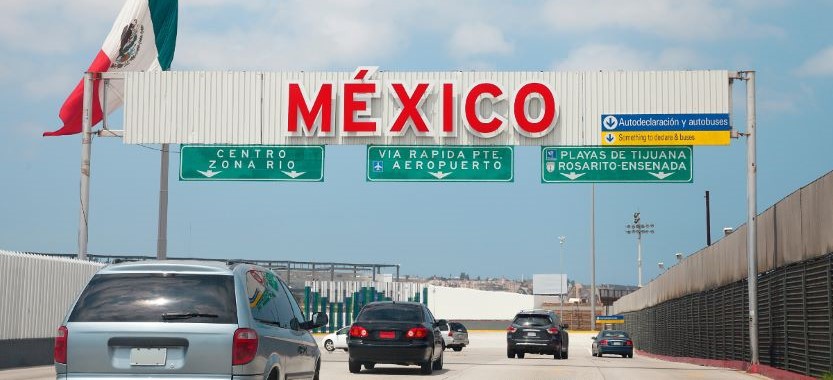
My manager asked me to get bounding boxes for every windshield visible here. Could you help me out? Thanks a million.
[69,273,237,323]
[601,331,630,338]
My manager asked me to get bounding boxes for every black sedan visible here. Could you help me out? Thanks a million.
[592,330,634,358]
[347,301,446,374]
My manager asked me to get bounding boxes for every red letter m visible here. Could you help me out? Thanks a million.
[287,83,333,135]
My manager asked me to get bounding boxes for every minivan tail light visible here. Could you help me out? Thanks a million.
[54,326,68,364]
[349,325,368,338]
[547,327,559,335]
[406,327,428,339]
[232,328,258,365]
[506,326,517,333]
[448,331,453,337]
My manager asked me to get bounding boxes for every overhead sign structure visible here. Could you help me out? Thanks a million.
[595,315,625,324]
[123,70,731,146]
[367,145,513,182]
[601,113,730,146]
[542,146,693,183]
[180,145,324,181]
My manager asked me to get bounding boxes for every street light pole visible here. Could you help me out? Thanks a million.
[625,212,654,287]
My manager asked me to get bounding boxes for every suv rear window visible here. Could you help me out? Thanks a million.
[68,273,237,323]
[513,314,552,327]
[356,304,423,322]
[449,322,467,332]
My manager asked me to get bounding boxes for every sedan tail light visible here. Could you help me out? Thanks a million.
[547,327,560,335]
[232,328,258,365]
[626,340,633,346]
[349,325,368,338]
[506,326,517,333]
[54,326,68,364]
[599,339,608,345]
[406,326,428,339]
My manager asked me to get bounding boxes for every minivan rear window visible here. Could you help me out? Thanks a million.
[356,304,423,322]
[68,273,237,323]
[449,322,467,332]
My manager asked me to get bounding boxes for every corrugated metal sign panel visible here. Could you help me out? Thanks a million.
[124,70,729,145]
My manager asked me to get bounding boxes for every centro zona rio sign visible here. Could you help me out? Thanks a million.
[123,69,731,146]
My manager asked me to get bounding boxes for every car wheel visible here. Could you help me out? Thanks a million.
[348,359,362,373]
[313,360,320,380]
[324,339,335,352]
[342,348,348,352]
[453,347,463,352]
[432,350,444,370]
[420,360,434,375]
[628,353,634,358]
[562,348,568,359]
[517,352,525,359]
[507,349,515,358]
[554,344,563,359]
[364,363,375,370]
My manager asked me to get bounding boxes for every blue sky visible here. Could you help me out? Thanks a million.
[1,0,832,286]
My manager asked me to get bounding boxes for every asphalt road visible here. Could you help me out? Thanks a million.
[0,332,764,380]
[318,331,765,380]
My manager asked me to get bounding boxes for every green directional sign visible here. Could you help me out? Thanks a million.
[180,145,324,181]
[541,146,693,183]
[367,145,513,182]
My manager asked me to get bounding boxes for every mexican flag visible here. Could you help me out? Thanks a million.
[44,0,177,136]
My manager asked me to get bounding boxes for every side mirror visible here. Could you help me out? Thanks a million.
[299,312,329,330]
[434,319,448,327]
[591,336,596,340]
[562,324,569,330]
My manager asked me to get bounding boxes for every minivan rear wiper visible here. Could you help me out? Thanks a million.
[162,312,219,320]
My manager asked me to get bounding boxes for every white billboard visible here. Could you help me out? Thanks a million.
[533,274,568,295]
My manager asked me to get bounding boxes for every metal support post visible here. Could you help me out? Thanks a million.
[590,184,596,331]
[559,236,566,317]
[637,234,643,287]
[744,70,759,365]
[77,72,94,260]
[156,144,170,260]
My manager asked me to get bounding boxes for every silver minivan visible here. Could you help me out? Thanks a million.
[55,260,327,380]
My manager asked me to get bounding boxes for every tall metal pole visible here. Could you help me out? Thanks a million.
[744,71,759,364]
[705,190,712,246]
[558,236,566,316]
[77,72,94,260]
[156,143,170,260]
[637,233,643,287]
[590,184,596,331]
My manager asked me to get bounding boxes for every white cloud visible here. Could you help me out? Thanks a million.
[553,44,705,71]
[796,46,833,76]
[540,0,782,41]
[448,22,513,59]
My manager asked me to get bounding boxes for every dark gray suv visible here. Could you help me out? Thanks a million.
[506,309,569,359]
[55,260,327,380]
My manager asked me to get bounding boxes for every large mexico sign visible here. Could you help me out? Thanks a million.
[123,69,731,146]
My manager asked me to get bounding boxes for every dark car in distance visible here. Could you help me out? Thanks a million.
[347,301,446,375]
[506,309,569,359]
[592,330,634,358]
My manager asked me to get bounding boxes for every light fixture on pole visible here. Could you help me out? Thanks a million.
[675,252,683,264]
[625,212,654,287]
[558,236,566,315]
[658,262,665,271]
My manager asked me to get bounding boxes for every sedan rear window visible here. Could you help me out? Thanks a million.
[68,273,237,323]
[356,305,423,322]
[513,314,552,327]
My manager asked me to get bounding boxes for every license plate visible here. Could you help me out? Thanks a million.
[130,348,166,366]
[379,331,395,339]
[527,332,537,337]
[610,341,622,346]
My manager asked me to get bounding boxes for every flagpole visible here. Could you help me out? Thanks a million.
[78,72,94,260]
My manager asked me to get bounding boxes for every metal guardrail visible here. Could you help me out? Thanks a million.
[620,252,832,377]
